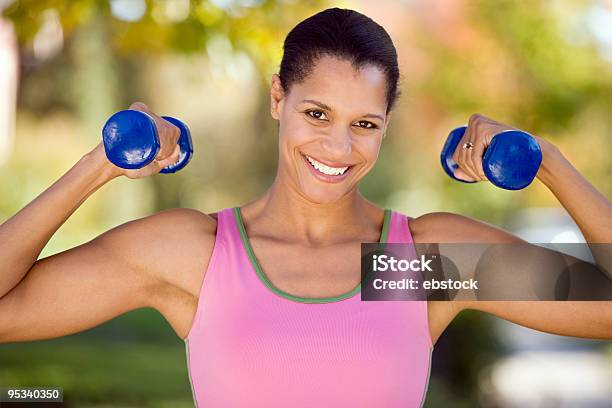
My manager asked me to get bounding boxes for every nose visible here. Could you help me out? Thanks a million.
[320,125,352,158]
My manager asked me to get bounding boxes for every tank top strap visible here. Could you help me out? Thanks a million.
[222,207,414,245]
[210,206,257,282]
[185,206,256,340]
[386,209,415,244]
[215,206,242,248]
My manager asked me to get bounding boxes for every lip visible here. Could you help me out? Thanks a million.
[301,152,353,183]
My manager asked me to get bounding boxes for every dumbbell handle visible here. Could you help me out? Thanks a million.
[440,125,542,190]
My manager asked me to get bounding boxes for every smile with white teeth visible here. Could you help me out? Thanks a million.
[305,155,349,176]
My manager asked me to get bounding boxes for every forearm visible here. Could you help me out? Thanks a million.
[535,137,612,243]
[0,143,119,298]
[464,300,612,340]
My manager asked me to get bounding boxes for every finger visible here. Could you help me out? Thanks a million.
[167,143,181,166]
[456,125,481,181]
[460,146,481,181]
[464,116,493,181]
[154,123,180,161]
[452,122,473,165]
[454,168,476,182]
[128,102,179,160]
[156,144,181,169]
[171,143,181,162]
[469,140,487,181]
[129,101,150,112]
[129,101,166,134]
[462,132,487,181]
[129,101,166,130]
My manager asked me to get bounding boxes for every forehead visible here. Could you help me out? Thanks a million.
[289,55,388,114]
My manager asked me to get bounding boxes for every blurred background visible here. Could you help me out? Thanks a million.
[1,0,611,406]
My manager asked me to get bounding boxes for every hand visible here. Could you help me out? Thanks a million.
[108,102,182,179]
[452,113,533,182]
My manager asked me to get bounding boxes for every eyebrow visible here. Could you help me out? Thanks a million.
[300,99,385,122]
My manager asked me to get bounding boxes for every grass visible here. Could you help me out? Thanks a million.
[0,309,194,407]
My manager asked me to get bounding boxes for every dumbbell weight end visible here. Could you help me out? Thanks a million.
[159,116,193,174]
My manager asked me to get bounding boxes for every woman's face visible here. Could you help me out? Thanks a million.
[270,55,391,205]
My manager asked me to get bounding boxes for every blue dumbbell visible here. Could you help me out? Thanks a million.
[102,109,194,173]
[440,125,542,190]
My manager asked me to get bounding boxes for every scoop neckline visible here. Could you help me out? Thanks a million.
[232,206,391,304]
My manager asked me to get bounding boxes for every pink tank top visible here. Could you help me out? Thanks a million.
[184,207,433,407]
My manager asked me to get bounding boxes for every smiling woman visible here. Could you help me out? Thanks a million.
[178,10,435,406]
[272,54,391,204]
[0,5,611,408]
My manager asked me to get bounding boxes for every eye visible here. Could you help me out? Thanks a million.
[355,120,378,129]
[305,110,328,121]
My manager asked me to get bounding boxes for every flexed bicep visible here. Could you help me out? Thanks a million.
[0,207,215,343]
[0,222,162,343]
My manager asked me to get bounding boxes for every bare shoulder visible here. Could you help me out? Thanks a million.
[103,207,219,339]
[101,207,217,239]
[0,208,218,343]
[409,211,524,243]
[100,207,218,297]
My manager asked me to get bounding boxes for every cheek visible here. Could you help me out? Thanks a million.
[355,136,383,162]
[279,117,319,147]
[279,114,383,162]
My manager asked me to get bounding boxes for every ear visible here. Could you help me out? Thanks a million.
[270,74,285,120]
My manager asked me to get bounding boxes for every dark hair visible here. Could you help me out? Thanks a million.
[279,7,401,114]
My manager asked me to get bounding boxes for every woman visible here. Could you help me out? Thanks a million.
[1,7,610,408]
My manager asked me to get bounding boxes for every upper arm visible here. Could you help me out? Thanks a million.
[410,212,526,343]
[410,212,612,340]
[0,208,216,343]
[409,211,526,244]
[459,300,612,339]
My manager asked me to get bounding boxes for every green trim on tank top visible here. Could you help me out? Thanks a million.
[183,339,200,408]
[233,206,391,304]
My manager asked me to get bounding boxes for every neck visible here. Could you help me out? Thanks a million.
[242,171,382,246]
